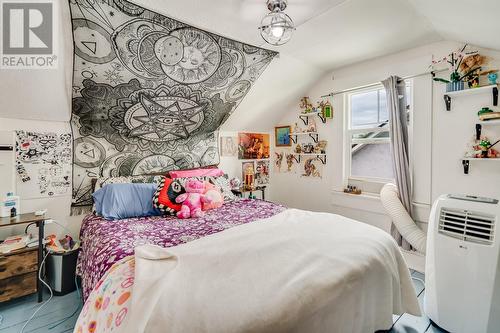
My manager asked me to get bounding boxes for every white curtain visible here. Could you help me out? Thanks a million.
[382,76,412,250]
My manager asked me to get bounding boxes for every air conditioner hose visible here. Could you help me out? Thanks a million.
[380,183,427,253]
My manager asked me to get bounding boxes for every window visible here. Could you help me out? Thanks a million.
[345,84,411,189]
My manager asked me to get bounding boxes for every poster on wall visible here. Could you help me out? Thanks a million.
[220,136,238,157]
[274,151,284,173]
[238,133,270,159]
[68,0,278,212]
[300,157,323,179]
[275,126,291,147]
[15,131,72,199]
[255,160,270,185]
[284,154,298,174]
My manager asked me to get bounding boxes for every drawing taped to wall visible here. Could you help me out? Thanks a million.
[220,136,238,157]
[69,0,278,211]
[301,157,323,179]
[15,131,72,199]
[274,151,284,173]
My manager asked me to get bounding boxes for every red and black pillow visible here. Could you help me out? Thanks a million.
[152,177,186,215]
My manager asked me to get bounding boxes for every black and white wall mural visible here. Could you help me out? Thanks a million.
[69,0,278,211]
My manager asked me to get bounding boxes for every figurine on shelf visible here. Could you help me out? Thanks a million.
[479,139,500,158]
[314,102,323,114]
[480,70,498,85]
[314,140,327,154]
[307,117,317,133]
[295,144,302,154]
[303,143,314,154]
[293,122,302,133]
[299,97,313,114]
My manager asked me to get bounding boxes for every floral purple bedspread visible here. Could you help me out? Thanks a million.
[77,199,286,300]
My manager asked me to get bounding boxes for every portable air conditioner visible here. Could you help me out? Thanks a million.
[425,194,500,333]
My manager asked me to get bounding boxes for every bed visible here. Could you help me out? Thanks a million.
[75,200,420,333]
[76,198,285,300]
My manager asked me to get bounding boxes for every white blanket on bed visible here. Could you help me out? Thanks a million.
[125,209,420,333]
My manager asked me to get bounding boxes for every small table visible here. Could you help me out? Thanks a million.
[232,186,267,200]
[0,213,47,303]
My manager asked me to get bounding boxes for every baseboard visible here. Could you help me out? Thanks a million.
[401,248,425,273]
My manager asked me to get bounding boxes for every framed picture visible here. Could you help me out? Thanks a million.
[275,126,291,147]
[255,160,270,185]
[242,161,255,188]
[238,133,270,159]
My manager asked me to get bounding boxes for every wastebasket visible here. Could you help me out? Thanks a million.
[46,248,79,296]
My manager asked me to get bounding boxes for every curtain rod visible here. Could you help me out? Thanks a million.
[320,68,447,98]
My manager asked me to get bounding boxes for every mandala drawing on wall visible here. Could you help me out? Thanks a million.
[69,0,277,209]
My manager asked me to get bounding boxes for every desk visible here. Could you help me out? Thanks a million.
[0,213,47,303]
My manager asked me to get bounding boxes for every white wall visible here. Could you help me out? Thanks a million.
[270,41,500,235]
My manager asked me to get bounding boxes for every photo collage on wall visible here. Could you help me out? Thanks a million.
[15,131,72,198]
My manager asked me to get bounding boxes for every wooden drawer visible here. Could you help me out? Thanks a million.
[0,248,38,279]
[0,272,37,302]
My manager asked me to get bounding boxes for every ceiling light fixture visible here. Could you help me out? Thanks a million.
[258,0,295,46]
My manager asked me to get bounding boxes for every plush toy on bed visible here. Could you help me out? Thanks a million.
[175,179,212,219]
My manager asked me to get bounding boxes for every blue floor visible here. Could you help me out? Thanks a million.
[0,290,81,333]
[0,270,444,333]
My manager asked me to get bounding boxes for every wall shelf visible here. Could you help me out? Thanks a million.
[444,84,498,111]
[461,158,500,174]
[475,119,500,139]
[299,111,326,125]
[289,132,319,143]
[290,153,327,164]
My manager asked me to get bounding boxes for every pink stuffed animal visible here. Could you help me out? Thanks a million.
[175,179,212,219]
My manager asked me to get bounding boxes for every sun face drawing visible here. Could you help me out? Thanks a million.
[156,28,222,84]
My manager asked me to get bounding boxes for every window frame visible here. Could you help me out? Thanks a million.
[343,82,412,192]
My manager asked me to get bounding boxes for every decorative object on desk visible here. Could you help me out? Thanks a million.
[1,192,20,218]
[430,44,484,92]
[242,161,255,189]
[229,177,242,191]
[255,160,270,185]
[275,126,292,147]
[220,136,238,157]
[301,157,322,178]
[299,97,313,114]
[274,151,284,173]
[294,143,302,154]
[15,131,72,199]
[322,100,334,119]
[238,133,270,159]
[306,116,317,133]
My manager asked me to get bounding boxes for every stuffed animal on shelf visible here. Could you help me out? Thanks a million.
[175,179,212,219]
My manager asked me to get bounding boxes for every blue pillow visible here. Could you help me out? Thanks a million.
[93,183,162,220]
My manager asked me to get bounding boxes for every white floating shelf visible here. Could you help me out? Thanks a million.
[478,119,500,126]
[291,132,318,135]
[461,157,500,174]
[292,153,326,156]
[299,112,321,117]
[446,84,498,97]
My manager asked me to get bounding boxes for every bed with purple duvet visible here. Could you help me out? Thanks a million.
[76,198,286,300]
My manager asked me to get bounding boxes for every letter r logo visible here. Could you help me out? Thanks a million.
[2,2,53,54]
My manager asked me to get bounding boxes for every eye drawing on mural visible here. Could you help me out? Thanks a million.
[69,0,277,211]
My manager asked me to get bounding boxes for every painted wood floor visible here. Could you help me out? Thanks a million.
[0,270,445,333]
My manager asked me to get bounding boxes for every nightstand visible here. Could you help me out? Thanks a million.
[0,213,48,303]
[231,186,267,200]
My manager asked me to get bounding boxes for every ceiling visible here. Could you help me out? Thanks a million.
[2,0,500,125]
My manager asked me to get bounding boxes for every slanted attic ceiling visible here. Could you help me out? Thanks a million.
[1,0,499,128]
